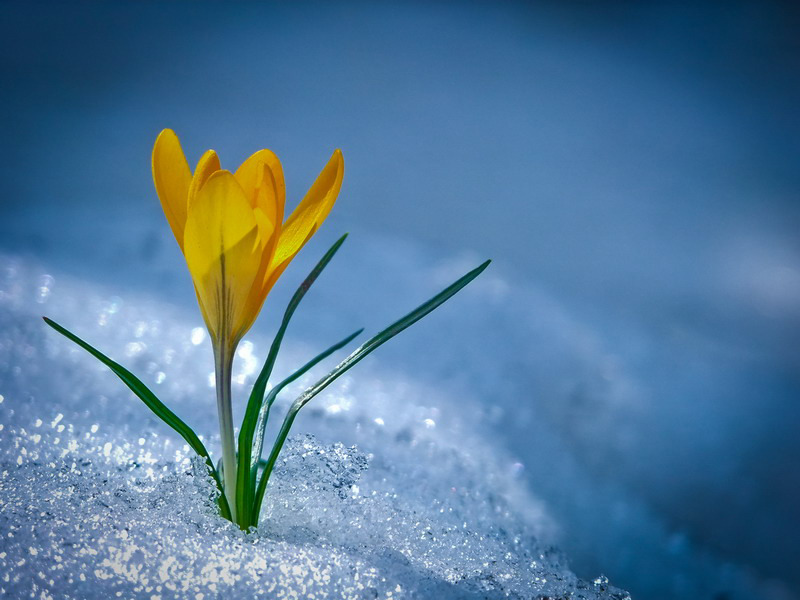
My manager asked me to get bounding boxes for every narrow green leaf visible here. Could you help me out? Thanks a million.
[42,316,231,521]
[248,328,363,511]
[251,259,491,524]
[235,233,349,526]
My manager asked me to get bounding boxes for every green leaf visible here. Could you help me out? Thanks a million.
[250,259,491,524]
[235,233,349,527]
[249,327,363,504]
[42,316,231,521]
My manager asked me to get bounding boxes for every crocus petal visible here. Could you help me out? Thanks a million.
[241,163,282,330]
[235,149,285,229]
[152,129,192,250]
[269,149,344,272]
[183,170,266,345]
[188,149,221,210]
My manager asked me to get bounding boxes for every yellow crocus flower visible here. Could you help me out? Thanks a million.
[151,129,343,517]
[152,128,343,349]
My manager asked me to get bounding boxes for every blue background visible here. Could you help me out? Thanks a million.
[2,1,799,596]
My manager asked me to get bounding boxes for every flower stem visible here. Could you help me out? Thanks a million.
[214,343,237,523]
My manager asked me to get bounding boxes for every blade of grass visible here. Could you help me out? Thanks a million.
[42,316,231,521]
[251,259,491,524]
[235,233,349,526]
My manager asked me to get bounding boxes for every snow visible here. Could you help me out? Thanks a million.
[0,247,793,599]
[0,253,635,599]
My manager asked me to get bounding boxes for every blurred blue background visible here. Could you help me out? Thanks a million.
[2,1,799,597]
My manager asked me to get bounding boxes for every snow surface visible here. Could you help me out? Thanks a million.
[0,253,630,599]
[0,247,792,599]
